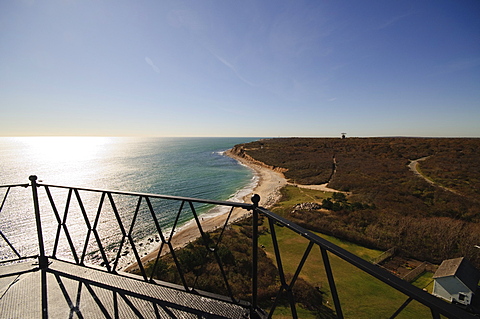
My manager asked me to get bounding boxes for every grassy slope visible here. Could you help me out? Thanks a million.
[259,185,434,318]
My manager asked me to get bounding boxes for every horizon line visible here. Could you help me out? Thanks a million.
[1,135,479,139]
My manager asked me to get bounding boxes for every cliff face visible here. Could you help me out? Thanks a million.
[227,146,288,174]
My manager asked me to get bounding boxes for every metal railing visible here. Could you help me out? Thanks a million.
[0,176,475,318]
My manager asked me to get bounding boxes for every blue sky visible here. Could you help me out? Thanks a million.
[1,1,479,137]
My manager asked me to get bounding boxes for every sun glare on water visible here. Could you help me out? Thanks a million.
[21,136,112,163]
[11,136,116,186]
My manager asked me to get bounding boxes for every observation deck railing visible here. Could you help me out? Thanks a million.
[0,176,475,318]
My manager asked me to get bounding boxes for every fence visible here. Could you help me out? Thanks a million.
[402,261,429,283]
[371,247,396,265]
[0,176,475,319]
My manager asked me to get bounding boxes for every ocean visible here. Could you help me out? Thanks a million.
[0,137,259,267]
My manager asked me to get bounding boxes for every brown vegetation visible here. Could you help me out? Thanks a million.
[232,137,480,267]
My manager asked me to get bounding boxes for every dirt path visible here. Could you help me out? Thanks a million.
[287,182,346,193]
[294,185,320,202]
[287,155,347,194]
[408,157,459,195]
[408,156,430,181]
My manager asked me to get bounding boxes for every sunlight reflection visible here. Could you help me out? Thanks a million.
[18,136,113,163]
[8,136,117,186]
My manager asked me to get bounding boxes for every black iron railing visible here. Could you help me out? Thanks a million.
[0,176,475,318]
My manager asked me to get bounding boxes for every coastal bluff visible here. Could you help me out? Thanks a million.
[228,137,480,268]
[227,145,288,174]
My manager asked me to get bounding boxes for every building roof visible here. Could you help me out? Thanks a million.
[433,257,480,292]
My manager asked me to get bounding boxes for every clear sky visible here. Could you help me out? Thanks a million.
[1,1,479,137]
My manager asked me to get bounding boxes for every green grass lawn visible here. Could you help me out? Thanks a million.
[258,185,435,318]
[412,271,435,292]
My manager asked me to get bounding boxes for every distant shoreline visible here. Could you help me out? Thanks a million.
[123,148,287,272]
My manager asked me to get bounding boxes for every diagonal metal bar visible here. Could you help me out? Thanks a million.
[148,241,166,281]
[213,206,235,250]
[268,218,287,286]
[83,282,113,319]
[267,284,286,319]
[290,241,314,287]
[200,205,238,300]
[53,273,85,319]
[107,192,129,274]
[292,241,313,282]
[266,217,314,319]
[160,199,198,291]
[168,199,185,242]
[0,230,21,259]
[117,291,145,319]
[188,202,216,285]
[287,292,298,319]
[73,275,84,319]
[44,185,67,260]
[189,205,240,301]
[56,188,80,264]
[144,196,174,283]
[153,301,177,318]
[188,201,235,301]
[90,192,112,272]
[320,246,344,319]
[265,217,288,317]
[73,189,94,265]
[0,186,10,212]
[389,296,413,319]
[0,187,21,258]
[285,241,314,319]
[160,200,191,291]
[124,196,147,279]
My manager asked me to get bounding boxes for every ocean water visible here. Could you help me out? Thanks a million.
[0,137,258,266]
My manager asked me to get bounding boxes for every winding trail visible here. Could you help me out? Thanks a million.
[285,155,347,194]
[287,182,346,193]
[408,157,431,182]
[408,156,460,195]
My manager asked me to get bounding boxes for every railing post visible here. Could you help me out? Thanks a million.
[251,194,260,317]
[30,175,48,319]
[30,175,48,268]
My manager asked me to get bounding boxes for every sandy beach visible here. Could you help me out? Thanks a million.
[124,149,287,272]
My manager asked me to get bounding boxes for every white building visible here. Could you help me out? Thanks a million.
[432,257,479,306]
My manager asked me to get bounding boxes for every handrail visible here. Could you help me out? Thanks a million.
[0,183,30,188]
[0,176,476,318]
[254,206,475,319]
[38,182,254,210]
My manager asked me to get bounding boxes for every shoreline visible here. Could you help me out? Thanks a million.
[123,148,287,272]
